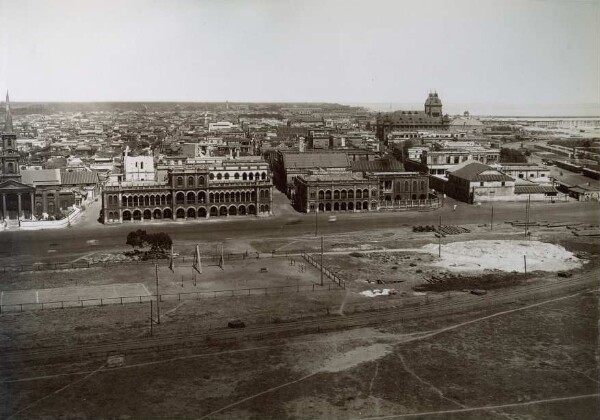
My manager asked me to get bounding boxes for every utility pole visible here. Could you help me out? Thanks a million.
[490,205,494,231]
[438,233,441,258]
[320,236,324,286]
[150,300,153,336]
[315,196,318,237]
[155,264,160,324]
[524,255,527,274]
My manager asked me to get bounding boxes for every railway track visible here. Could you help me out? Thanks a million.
[3,272,598,364]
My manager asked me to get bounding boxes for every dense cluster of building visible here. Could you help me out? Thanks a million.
[1,90,597,228]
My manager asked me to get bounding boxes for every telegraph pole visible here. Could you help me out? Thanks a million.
[150,300,153,336]
[155,264,160,324]
[490,205,494,231]
[315,196,318,237]
[320,236,324,286]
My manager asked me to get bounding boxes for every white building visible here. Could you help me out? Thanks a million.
[123,147,155,181]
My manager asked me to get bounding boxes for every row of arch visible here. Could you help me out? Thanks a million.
[109,204,270,222]
[108,189,271,208]
[175,171,269,187]
[312,201,375,212]
[315,189,376,200]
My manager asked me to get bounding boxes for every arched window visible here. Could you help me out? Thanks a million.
[188,176,194,187]
[261,172,267,180]
[198,176,205,185]
[249,173,254,181]
[318,190,324,200]
[242,173,247,181]
[224,173,230,180]
[209,173,215,180]
[217,173,222,180]
[405,181,409,190]
[177,176,183,187]
[234,173,240,180]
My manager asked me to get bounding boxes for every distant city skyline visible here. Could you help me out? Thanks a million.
[1,0,599,109]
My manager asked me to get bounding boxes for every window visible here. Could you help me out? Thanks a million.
[177,176,183,187]
[188,176,194,186]
[224,173,230,180]
[141,162,144,170]
[217,173,222,180]
[234,173,240,179]
[501,181,505,186]
[480,182,484,186]
[384,180,392,189]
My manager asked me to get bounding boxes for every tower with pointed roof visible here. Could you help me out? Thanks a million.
[1,91,21,181]
[424,91,443,117]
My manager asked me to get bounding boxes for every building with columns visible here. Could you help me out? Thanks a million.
[0,92,36,222]
[102,157,274,223]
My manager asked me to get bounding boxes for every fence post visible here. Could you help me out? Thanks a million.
[20,304,23,312]
[61,301,64,309]
[120,297,123,305]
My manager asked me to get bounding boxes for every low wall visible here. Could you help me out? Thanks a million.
[19,207,83,230]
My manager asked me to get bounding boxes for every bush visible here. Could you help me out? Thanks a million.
[349,252,363,258]
[126,230,172,255]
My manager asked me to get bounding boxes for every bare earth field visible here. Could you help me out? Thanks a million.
[1,290,597,419]
[0,222,598,419]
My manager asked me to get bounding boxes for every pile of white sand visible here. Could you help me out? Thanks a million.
[421,240,582,273]
[360,289,393,297]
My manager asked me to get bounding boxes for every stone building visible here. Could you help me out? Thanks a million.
[102,158,273,223]
[375,92,450,141]
[293,170,434,213]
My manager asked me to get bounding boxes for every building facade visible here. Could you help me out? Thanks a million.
[102,159,274,223]
[293,171,434,213]
[375,93,450,141]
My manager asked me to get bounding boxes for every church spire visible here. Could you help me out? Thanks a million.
[4,91,13,134]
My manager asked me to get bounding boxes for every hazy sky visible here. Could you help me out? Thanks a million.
[1,0,599,108]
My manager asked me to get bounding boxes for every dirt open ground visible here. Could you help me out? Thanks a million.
[0,222,598,418]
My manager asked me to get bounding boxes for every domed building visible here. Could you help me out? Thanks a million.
[375,92,450,141]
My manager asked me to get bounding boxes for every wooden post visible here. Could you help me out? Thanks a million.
[524,255,527,274]
[155,264,161,324]
[320,236,324,287]
[490,205,494,231]
[150,300,153,337]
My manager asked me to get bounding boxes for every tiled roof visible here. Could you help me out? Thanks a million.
[60,170,100,185]
[21,169,61,186]
[450,162,513,182]
[282,152,350,170]
[351,159,404,173]
[514,185,558,194]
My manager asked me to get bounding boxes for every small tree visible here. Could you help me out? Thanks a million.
[145,232,172,254]
[126,229,147,249]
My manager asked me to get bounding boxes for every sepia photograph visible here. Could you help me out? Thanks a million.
[0,0,599,418]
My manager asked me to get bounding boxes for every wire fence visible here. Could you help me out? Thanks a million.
[0,282,341,314]
[0,250,310,273]
[300,250,346,289]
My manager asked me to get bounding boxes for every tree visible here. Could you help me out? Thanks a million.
[126,230,172,255]
[145,232,172,254]
[126,229,147,249]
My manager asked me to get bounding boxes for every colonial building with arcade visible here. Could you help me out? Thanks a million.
[102,157,274,223]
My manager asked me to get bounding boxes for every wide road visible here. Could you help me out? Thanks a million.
[0,195,598,263]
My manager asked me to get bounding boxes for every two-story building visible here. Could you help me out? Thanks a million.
[102,158,273,223]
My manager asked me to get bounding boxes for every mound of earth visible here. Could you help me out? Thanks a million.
[421,240,582,273]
